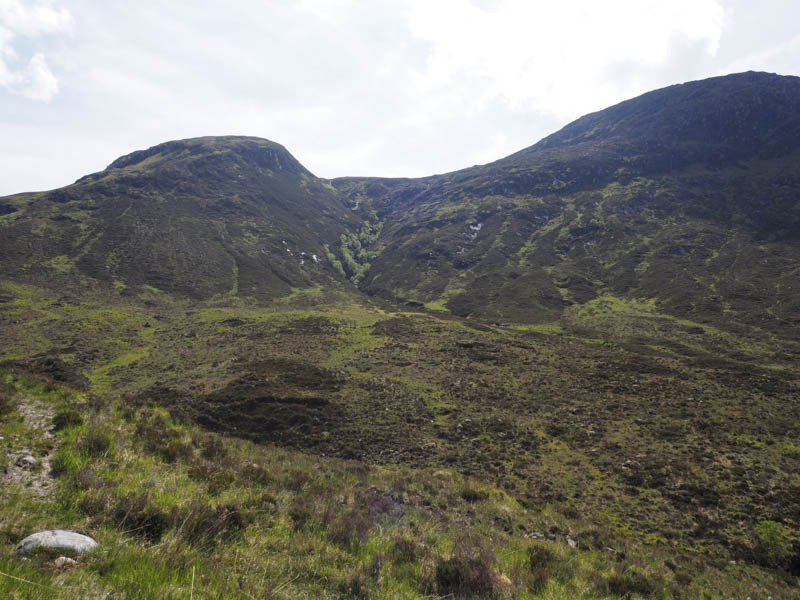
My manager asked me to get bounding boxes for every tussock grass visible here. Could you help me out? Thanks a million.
[0,371,796,599]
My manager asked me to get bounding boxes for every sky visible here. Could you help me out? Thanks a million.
[1,0,798,195]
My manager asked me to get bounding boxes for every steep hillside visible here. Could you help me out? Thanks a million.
[0,136,358,301]
[334,72,800,331]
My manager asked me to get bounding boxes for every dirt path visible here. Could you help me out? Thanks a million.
[1,397,56,496]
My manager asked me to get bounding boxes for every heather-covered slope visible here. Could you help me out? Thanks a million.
[334,72,800,330]
[0,136,358,301]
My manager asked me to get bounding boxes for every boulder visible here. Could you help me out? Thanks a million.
[13,530,98,556]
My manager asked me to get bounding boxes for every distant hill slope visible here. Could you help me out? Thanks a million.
[1,73,799,333]
[0,136,358,300]
[334,72,800,331]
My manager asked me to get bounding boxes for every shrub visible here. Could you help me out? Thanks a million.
[82,426,113,457]
[49,450,77,477]
[288,496,314,529]
[136,418,167,447]
[162,439,193,463]
[135,411,191,462]
[52,407,84,431]
[112,493,171,543]
[187,461,236,492]
[239,462,274,485]
[85,394,110,413]
[327,508,372,551]
[0,396,11,419]
[75,466,103,489]
[389,536,420,564]
[527,542,558,592]
[435,535,496,597]
[338,571,370,599]
[0,381,16,418]
[284,468,312,492]
[460,487,486,503]
[243,491,278,516]
[754,520,791,569]
[197,434,228,460]
[368,552,385,578]
[575,527,617,551]
[178,501,247,547]
[78,489,110,517]
[594,566,664,599]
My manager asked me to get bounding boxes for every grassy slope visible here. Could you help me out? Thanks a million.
[0,371,793,600]
[0,137,360,301]
[333,73,800,328]
[335,152,800,331]
[0,281,798,598]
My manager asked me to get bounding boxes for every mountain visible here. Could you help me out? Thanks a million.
[0,136,359,300]
[2,72,799,333]
[334,71,800,329]
[1,72,800,598]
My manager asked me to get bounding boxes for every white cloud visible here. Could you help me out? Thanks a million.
[0,25,15,84]
[19,52,57,100]
[402,0,726,120]
[0,0,70,102]
[0,0,72,35]
[0,121,120,192]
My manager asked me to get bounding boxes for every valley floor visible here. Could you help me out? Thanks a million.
[1,281,798,598]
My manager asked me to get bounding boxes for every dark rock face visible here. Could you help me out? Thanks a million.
[16,455,37,469]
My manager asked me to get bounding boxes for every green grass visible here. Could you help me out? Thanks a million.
[4,370,794,599]
[0,283,799,598]
[88,345,152,393]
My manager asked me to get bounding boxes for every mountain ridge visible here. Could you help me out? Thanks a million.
[330,71,800,327]
[1,70,799,327]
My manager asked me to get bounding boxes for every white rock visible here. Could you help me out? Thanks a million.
[54,556,78,568]
[14,530,98,556]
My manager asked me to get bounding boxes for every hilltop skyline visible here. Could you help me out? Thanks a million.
[1,0,799,196]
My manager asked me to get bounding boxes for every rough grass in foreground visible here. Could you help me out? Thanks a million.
[0,371,797,599]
